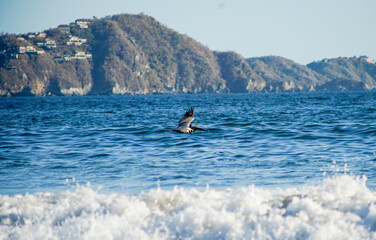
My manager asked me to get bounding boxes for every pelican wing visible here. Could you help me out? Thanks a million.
[178,107,194,128]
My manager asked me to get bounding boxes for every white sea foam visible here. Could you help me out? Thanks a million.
[1,175,376,240]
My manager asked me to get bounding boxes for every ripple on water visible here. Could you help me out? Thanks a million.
[0,92,376,195]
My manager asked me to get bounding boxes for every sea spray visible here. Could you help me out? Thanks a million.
[1,175,376,240]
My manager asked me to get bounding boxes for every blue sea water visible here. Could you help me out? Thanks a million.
[1,92,376,239]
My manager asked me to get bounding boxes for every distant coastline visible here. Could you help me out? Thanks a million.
[1,13,375,97]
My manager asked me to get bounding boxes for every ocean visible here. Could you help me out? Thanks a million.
[1,92,376,239]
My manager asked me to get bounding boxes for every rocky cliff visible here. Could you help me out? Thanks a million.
[308,57,376,91]
[246,56,327,92]
[0,13,375,96]
[215,51,265,93]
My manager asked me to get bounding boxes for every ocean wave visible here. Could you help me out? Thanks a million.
[1,175,376,240]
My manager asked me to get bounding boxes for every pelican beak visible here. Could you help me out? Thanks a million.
[193,125,209,132]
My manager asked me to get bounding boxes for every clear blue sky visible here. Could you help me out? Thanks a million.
[1,0,375,64]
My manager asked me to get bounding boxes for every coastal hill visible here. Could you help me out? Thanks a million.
[246,56,327,92]
[308,57,376,91]
[0,13,375,96]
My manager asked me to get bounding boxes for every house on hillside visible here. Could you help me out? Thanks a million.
[66,36,87,46]
[58,25,70,34]
[73,51,87,59]
[36,32,47,38]
[17,46,37,54]
[18,47,26,54]
[45,39,57,49]
[72,51,92,60]
[359,56,374,64]
[26,46,37,54]
[75,19,91,28]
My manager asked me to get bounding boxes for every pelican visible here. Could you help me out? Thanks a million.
[173,107,209,133]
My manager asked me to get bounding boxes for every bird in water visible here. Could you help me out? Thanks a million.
[173,107,209,133]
